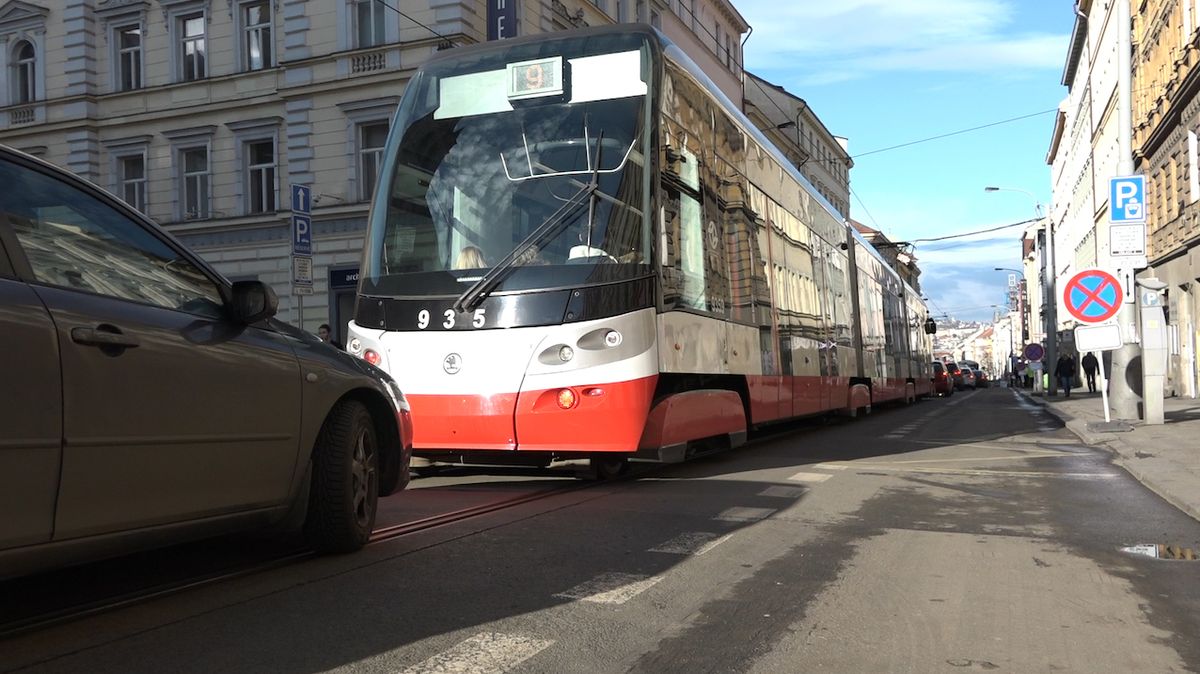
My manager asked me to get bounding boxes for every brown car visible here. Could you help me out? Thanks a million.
[0,147,412,579]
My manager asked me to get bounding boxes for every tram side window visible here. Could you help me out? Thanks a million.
[661,184,727,315]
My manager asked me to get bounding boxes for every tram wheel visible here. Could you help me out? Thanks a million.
[586,455,630,481]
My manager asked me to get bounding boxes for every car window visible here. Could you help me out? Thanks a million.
[0,159,224,317]
[932,363,944,373]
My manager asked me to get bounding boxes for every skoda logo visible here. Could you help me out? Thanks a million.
[443,353,462,374]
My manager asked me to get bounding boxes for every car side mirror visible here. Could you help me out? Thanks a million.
[924,318,937,335]
[230,280,278,324]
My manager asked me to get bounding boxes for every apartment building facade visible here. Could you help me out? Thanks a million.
[1131,0,1200,398]
[0,0,749,342]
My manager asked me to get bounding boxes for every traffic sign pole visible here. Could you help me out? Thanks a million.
[1098,352,1111,423]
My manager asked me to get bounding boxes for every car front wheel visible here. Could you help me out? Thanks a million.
[305,400,378,553]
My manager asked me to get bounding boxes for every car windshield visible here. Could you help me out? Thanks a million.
[360,34,654,298]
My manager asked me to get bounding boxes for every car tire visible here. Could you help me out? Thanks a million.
[305,400,378,553]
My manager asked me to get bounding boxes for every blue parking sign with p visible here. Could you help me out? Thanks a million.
[1109,175,1146,223]
[292,214,311,255]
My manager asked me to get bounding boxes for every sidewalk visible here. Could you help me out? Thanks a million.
[1012,385,1200,523]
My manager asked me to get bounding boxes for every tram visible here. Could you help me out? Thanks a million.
[348,24,934,475]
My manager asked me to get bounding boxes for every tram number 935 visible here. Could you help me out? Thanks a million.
[416,308,486,330]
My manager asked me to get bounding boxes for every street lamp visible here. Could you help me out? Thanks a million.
[987,186,1057,396]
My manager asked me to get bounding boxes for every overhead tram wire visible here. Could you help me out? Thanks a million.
[910,217,1040,244]
[372,0,458,48]
[850,109,1057,160]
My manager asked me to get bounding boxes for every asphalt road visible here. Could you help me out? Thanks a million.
[4,387,1199,673]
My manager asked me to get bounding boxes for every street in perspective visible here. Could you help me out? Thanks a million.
[2,1,1200,672]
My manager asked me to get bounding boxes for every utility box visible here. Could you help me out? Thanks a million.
[1140,297,1168,377]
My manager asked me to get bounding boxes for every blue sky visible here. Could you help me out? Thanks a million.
[735,0,1075,322]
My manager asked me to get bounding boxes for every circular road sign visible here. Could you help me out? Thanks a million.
[1063,268,1122,324]
[1023,343,1044,362]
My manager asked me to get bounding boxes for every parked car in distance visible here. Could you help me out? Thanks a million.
[932,361,954,397]
[958,366,977,390]
[0,146,413,580]
[972,368,989,388]
[944,361,964,389]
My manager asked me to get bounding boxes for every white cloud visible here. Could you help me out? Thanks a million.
[738,0,1065,84]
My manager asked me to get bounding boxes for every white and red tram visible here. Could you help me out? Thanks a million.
[347,25,934,474]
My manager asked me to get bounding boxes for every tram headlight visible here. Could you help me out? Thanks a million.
[348,337,362,355]
[603,330,622,347]
[558,345,575,362]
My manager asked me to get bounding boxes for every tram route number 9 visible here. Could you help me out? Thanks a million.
[416,308,486,330]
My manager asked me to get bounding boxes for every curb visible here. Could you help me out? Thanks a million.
[1016,390,1200,524]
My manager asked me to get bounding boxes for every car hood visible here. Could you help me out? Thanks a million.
[267,318,397,385]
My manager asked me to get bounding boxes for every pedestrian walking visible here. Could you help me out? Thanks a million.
[1081,352,1099,393]
[1054,353,1076,397]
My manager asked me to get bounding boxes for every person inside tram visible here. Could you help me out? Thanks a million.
[514,244,551,266]
[453,245,487,270]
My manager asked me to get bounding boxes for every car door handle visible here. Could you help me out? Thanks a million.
[71,326,140,349]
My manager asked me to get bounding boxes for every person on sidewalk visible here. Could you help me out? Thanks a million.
[1081,352,1099,393]
[1055,353,1076,397]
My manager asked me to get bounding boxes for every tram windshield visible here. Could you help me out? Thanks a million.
[361,33,654,298]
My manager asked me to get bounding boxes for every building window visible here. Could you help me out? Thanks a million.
[358,122,389,201]
[716,24,724,63]
[180,146,210,220]
[245,139,276,213]
[242,1,272,71]
[1186,0,1195,44]
[179,13,206,81]
[118,153,147,213]
[12,40,35,103]
[1189,129,1199,204]
[355,0,385,47]
[115,24,142,91]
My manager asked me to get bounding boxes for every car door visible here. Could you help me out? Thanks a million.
[0,232,61,551]
[0,154,303,540]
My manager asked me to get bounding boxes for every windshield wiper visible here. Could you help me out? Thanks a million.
[452,132,605,314]
[451,181,595,314]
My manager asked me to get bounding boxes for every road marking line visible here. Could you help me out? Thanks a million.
[650,532,733,556]
[759,485,807,498]
[881,453,1077,464]
[714,506,777,522]
[903,439,1072,451]
[813,463,848,470]
[788,471,833,483]
[882,434,904,439]
[400,633,553,674]
[554,573,664,604]
[847,464,1118,479]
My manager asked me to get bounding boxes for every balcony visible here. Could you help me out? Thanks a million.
[351,50,387,74]
[7,105,35,126]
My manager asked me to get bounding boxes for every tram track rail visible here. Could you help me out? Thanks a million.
[0,481,597,641]
[0,409,884,641]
